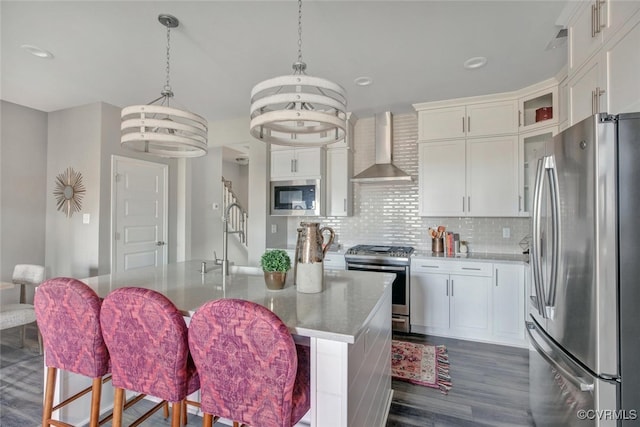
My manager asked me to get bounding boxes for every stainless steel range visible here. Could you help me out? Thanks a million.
[344,245,414,333]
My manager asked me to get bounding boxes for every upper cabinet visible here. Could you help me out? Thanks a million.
[416,99,518,141]
[418,135,519,217]
[270,147,325,180]
[517,82,558,132]
[568,0,640,74]
[326,114,355,217]
[567,5,640,125]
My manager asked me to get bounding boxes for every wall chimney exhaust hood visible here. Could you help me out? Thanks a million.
[351,112,412,183]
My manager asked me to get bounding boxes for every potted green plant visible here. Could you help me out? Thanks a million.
[260,249,291,290]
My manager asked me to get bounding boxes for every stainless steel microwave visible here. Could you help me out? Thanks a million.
[271,179,323,216]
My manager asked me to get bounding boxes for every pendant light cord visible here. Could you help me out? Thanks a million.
[297,0,303,64]
[162,24,174,101]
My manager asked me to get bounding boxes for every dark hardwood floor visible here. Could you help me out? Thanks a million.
[388,333,533,427]
[1,326,532,426]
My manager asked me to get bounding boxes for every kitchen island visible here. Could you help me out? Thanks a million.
[49,261,394,427]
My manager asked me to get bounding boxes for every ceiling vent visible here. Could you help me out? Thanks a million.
[546,28,568,51]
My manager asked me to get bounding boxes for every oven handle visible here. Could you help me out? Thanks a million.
[346,263,406,272]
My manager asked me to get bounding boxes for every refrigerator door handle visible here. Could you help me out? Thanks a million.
[526,321,595,393]
[531,158,547,318]
[544,155,561,318]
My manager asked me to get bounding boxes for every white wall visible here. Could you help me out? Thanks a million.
[0,101,48,303]
[45,104,103,277]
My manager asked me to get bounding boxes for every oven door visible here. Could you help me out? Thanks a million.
[345,261,409,316]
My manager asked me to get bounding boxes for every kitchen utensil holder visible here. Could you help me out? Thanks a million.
[432,238,444,253]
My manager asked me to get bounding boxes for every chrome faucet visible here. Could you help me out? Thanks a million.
[222,202,245,276]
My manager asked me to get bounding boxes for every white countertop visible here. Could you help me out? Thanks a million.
[412,251,529,264]
[82,261,393,344]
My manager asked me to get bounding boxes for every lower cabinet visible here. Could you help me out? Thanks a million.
[411,272,450,331]
[411,258,526,347]
[449,274,491,339]
[492,263,526,343]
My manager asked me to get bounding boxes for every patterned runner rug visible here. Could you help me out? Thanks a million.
[391,340,452,394]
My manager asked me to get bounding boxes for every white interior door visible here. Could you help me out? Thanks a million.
[112,156,168,272]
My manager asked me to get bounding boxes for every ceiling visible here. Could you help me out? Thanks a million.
[1,1,569,138]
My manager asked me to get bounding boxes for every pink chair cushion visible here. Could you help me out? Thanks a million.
[100,287,199,403]
[34,277,109,378]
[188,298,310,427]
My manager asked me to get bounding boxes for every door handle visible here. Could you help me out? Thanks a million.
[446,279,449,296]
[531,157,547,317]
[156,241,166,246]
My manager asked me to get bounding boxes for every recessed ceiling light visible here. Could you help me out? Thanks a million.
[354,76,373,86]
[463,56,487,70]
[21,44,54,59]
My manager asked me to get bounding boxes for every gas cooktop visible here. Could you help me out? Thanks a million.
[345,245,415,259]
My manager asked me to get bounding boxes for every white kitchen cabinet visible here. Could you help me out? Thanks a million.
[416,99,518,141]
[518,126,557,216]
[604,13,640,115]
[466,136,519,216]
[411,259,492,339]
[418,136,519,217]
[411,271,450,332]
[492,263,526,344]
[558,75,569,131]
[418,140,466,216]
[568,0,640,74]
[568,52,606,125]
[411,258,527,347]
[270,147,325,180]
[449,273,491,340]
[326,149,352,217]
[517,83,558,132]
[567,5,640,125]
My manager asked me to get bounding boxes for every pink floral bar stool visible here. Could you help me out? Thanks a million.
[34,277,110,427]
[100,287,200,427]
[188,298,311,427]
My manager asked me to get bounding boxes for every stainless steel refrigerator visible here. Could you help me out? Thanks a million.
[528,112,640,426]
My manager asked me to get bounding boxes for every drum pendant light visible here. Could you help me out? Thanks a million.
[249,0,347,147]
[121,14,208,158]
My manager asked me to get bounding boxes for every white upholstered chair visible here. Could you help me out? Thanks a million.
[0,264,45,351]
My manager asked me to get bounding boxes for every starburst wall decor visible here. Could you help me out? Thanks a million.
[53,167,85,218]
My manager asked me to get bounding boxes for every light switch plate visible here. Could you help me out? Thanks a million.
[83,213,90,224]
[502,227,510,238]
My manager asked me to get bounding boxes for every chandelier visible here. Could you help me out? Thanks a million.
[249,0,347,147]
[121,14,208,158]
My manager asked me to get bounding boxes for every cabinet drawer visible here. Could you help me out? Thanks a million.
[450,262,493,276]
[411,259,493,276]
[411,259,449,273]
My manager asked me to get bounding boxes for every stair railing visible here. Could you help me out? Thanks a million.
[221,177,248,247]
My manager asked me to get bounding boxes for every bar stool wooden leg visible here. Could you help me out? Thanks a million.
[112,388,125,427]
[42,367,57,426]
[89,378,102,427]
[171,401,181,427]
[202,413,214,427]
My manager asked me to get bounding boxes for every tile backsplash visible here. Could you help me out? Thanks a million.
[287,113,531,255]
